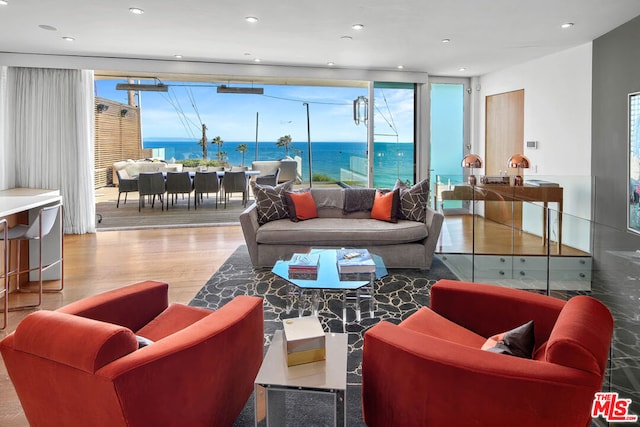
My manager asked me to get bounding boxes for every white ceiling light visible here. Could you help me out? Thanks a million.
[397,65,404,69]
[245,16,258,23]
[327,62,335,66]
[39,24,57,31]
[441,38,451,43]
[352,24,364,30]
[561,22,574,29]
[253,58,261,62]
[62,36,75,42]
[341,35,353,40]
[458,67,467,71]
[0,1,8,6]
[174,54,183,59]
[129,7,144,15]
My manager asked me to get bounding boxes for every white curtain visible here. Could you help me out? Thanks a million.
[0,66,15,190]
[8,67,96,233]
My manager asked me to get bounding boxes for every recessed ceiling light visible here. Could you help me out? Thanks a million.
[62,36,75,42]
[341,35,353,40]
[458,67,466,72]
[174,54,183,59]
[561,22,574,29]
[327,62,335,66]
[441,38,451,43]
[129,7,144,15]
[245,16,258,23]
[352,24,364,30]
[397,65,404,69]
[254,58,261,63]
[39,24,57,31]
[0,1,8,6]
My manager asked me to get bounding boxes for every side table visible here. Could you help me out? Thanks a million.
[254,330,348,426]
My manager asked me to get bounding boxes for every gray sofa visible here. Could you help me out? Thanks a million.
[239,187,444,269]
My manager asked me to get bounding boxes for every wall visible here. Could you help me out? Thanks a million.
[474,43,593,251]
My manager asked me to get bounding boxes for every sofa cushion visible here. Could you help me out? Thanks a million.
[481,320,535,359]
[285,190,318,221]
[250,180,294,225]
[256,217,428,245]
[371,189,399,223]
[394,178,430,222]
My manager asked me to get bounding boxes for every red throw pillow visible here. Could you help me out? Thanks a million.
[370,189,399,223]
[285,190,318,221]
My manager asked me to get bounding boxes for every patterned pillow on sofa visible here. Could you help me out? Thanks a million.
[393,178,430,222]
[250,180,294,224]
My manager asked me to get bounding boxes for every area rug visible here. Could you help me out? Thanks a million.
[189,245,458,426]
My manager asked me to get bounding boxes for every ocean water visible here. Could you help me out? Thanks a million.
[144,139,414,188]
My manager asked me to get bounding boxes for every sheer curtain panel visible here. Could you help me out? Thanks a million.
[0,66,14,190]
[8,67,95,233]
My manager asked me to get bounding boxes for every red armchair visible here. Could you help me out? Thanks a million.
[0,281,264,427]
[362,279,613,427]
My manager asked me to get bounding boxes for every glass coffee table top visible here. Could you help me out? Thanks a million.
[271,249,388,322]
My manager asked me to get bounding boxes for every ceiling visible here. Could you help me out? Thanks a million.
[1,0,639,79]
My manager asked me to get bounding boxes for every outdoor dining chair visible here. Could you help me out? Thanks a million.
[166,171,194,210]
[222,171,249,208]
[138,172,165,212]
[194,171,220,209]
[115,169,138,208]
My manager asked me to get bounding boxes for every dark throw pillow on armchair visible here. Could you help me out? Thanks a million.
[481,320,535,359]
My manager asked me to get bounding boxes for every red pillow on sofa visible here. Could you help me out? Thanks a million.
[371,189,399,223]
[285,190,318,222]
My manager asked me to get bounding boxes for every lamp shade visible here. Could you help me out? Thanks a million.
[507,154,530,169]
[461,154,483,169]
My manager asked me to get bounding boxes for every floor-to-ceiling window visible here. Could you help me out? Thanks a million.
[372,82,415,188]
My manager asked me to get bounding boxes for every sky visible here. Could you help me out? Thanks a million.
[94,80,414,143]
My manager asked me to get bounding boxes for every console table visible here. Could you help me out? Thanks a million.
[438,184,564,253]
[0,188,63,281]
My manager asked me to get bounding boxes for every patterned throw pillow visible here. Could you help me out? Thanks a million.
[250,180,294,225]
[393,178,430,222]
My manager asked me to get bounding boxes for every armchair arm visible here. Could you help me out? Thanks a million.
[363,321,600,427]
[10,311,137,373]
[57,281,169,332]
[98,295,264,427]
[239,204,261,266]
[430,279,565,344]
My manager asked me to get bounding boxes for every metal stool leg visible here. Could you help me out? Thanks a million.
[0,219,8,329]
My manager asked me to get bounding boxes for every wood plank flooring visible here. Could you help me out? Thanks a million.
[0,225,245,427]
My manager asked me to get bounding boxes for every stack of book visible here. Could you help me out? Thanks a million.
[336,248,376,280]
[288,253,320,279]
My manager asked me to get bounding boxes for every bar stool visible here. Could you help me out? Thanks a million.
[0,219,8,329]
[0,203,64,311]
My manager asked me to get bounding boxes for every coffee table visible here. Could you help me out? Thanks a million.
[254,330,347,427]
[271,249,387,325]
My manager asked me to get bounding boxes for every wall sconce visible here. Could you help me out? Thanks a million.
[96,103,109,113]
[461,154,483,185]
[508,154,530,186]
[353,96,368,126]
[120,108,131,117]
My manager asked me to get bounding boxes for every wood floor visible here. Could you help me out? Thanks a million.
[0,225,245,427]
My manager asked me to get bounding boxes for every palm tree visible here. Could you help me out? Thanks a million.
[212,136,224,162]
[236,143,248,166]
[276,134,293,158]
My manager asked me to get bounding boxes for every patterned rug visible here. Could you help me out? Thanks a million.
[189,245,458,386]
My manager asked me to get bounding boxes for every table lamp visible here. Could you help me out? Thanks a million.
[461,154,483,185]
[508,154,530,186]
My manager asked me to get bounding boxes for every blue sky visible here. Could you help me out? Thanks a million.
[94,80,414,143]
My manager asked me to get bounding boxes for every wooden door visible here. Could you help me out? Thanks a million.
[485,89,524,227]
